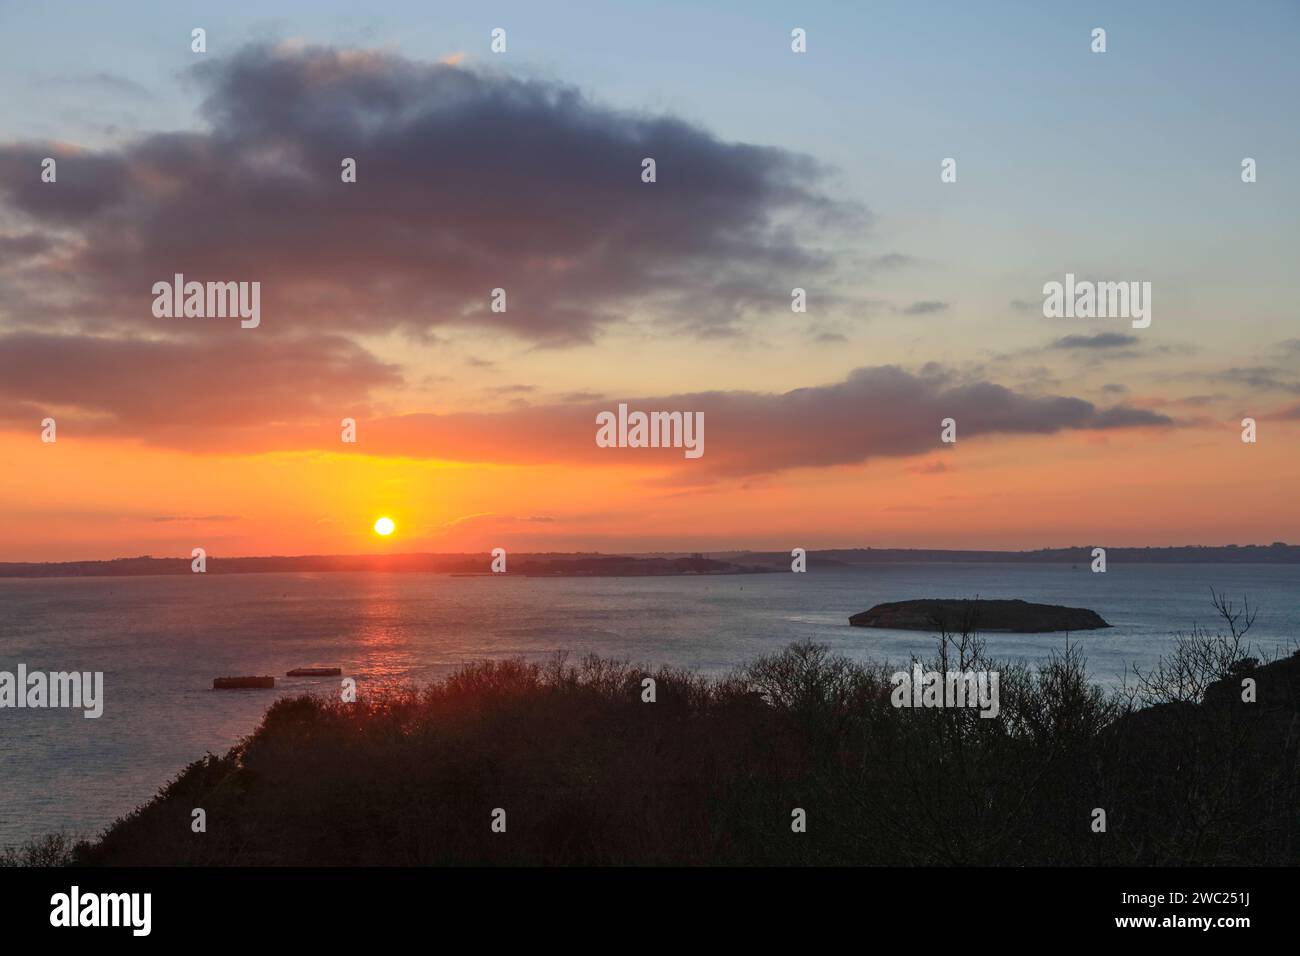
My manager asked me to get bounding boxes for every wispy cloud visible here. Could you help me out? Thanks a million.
[900,300,948,316]
[1051,333,1140,350]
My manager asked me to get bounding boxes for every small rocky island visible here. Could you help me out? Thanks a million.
[849,598,1110,633]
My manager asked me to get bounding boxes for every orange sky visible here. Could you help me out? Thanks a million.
[3,414,1296,562]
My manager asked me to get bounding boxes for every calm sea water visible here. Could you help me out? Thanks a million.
[1,563,1296,847]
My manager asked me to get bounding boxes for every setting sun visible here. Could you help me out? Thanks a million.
[373,517,396,537]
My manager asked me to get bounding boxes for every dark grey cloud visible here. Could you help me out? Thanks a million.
[0,233,52,259]
[0,44,856,346]
[0,331,400,431]
[0,145,128,223]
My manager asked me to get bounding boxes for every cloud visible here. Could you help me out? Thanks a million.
[906,459,952,474]
[443,513,557,529]
[1213,366,1300,394]
[1051,333,1140,350]
[900,300,948,316]
[149,514,241,523]
[0,43,855,346]
[0,343,1175,476]
[0,233,52,258]
[0,331,400,431]
[31,363,1167,477]
[41,72,156,100]
[557,390,605,403]
[485,384,538,395]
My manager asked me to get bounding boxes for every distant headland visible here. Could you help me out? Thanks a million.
[0,552,774,579]
[0,543,1296,579]
[731,543,1300,566]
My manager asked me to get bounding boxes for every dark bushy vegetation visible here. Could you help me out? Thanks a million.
[8,591,1298,866]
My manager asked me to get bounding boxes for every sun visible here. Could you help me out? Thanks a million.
[373,516,396,537]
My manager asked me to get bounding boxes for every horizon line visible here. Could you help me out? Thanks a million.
[2,541,1296,568]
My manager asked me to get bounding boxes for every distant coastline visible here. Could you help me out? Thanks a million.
[762,543,1300,565]
[0,553,773,579]
[1,543,1297,579]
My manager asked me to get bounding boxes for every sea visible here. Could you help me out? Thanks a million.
[1,562,1296,848]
